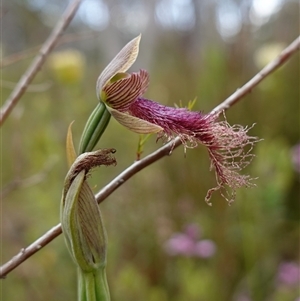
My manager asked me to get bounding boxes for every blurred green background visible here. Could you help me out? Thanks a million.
[1,0,299,300]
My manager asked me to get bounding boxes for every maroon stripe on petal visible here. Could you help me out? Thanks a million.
[104,70,149,111]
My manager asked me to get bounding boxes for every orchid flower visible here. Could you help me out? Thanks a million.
[96,35,259,204]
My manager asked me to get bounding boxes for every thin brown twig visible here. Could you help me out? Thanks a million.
[1,30,101,68]
[0,36,299,279]
[1,157,57,200]
[1,80,52,92]
[0,0,82,126]
[211,36,300,114]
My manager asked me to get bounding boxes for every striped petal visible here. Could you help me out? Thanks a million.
[96,35,141,99]
[103,69,149,111]
[108,107,163,134]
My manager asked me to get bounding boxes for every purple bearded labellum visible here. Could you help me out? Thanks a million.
[97,35,259,205]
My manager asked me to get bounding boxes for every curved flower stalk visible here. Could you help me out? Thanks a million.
[97,35,259,204]
[61,148,117,301]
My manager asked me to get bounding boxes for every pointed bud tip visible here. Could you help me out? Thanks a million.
[66,121,77,168]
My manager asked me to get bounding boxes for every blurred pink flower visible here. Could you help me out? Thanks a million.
[277,262,300,286]
[164,224,216,258]
[164,233,195,256]
[291,143,300,173]
[194,239,216,258]
[235,294,252,301]
[184,223,201,240]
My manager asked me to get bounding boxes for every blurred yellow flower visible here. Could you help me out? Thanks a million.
[48,49,86,85]
[254,43,286,69]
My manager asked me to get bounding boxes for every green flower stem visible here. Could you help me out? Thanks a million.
[78,268,110,301]
[78,102,111,154]
[95,268,110,301]
[78,269,87,301]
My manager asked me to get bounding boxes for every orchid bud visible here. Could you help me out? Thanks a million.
[61,149,116,271]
